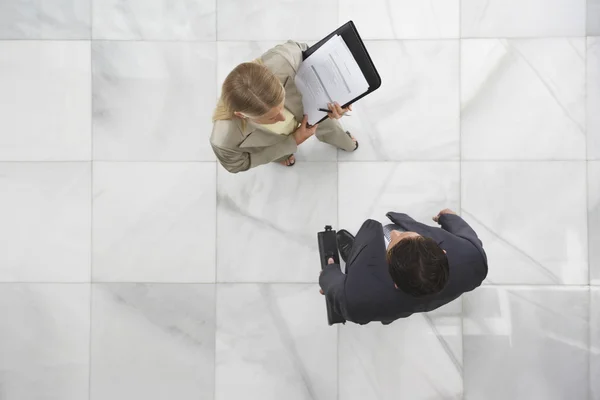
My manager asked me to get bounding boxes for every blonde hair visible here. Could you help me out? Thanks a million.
[212,59,285,121]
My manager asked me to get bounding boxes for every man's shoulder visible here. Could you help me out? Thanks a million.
[359,219,383,230]
[444,237,488,285]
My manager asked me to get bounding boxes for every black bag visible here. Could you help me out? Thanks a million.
[317,226,346,325]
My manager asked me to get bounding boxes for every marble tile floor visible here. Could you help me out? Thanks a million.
[0,0,598,399]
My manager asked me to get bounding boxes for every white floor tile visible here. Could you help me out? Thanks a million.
[93,162,216,283]
[339,300,462,400]
[217,162,337,282]
[461,0,585,37]
[0,41,91,161]
[0,284,90,400]
[339,41,460,161]
[588,38,600,159]
[215,284,336,400]
[339,162,460,234]
[463,287,589,400]
[0,163,91,282]
[462,162,588,284]
[91,284,215,400]
[217,0,338,41]
[589,162,600,285]
[591,288,600,399]
[92,0,215,40]
[93,41,216,161]
[339,0,459,39]
[0,0,90,39]
[461,38,586,160]
[590,1,600,35]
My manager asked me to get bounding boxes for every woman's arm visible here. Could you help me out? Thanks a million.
[249,135,297,169]
[211,135,298,173]
[211,144,251,173]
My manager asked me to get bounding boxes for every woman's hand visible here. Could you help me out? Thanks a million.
[293,115,318,145]
[326,102,352,120]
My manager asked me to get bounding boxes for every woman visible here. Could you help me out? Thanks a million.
[211,41,358,173]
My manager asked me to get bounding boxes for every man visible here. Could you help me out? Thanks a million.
[319,209,488,325]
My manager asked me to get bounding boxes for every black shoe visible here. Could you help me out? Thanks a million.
[346,131,359,151]
[336,229,355,264]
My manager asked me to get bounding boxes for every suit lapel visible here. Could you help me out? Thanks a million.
[346,220,386,267]
[346,242,368,267]
[238,120,288,149]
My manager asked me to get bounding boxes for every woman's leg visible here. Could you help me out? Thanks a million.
[315,118,357,151]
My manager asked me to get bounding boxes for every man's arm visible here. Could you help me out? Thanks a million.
[319,262,348,319]
[436,212,482,247]
[434,209,488,281]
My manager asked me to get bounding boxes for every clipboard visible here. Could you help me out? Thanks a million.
[302,21,382,125]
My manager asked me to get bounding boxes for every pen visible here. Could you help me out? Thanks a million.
[318,108,352,116]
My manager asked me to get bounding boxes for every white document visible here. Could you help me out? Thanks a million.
[295,35,369,125]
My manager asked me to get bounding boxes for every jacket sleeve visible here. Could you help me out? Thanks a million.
[212,134,297,173]
[439,214,488,283]
[385,212,416,223]
[262,41,309,75]
[319,263,348,318]
[249,135,298,169]
[438,214,482,247]
[211,143,251,174]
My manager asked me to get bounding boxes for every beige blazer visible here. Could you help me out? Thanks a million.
[210,41,353,173]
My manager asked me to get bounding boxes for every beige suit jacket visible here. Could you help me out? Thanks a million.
[210,41,351,173]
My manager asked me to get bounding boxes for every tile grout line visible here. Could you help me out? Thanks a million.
[1,36,598,43]
[214,6,219,394]
[0,281,598,286]
[88,279,93,400]
[588,286,592,400]
[336,136,340,399]
[0,159,597,164]
[584,36,592,400]
[586,37,591,290]
[458,2,465,398]
[335,0,342,379]
[335,0,341,384]
[213,108,219,400]
[89,1,94,396]
[0,160,224,163]
[215,0,218,42]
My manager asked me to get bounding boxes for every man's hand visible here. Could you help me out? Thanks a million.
[293,115,318,145]
[326,102,352,120]
[433,208,457,223]
[319,257,335,295]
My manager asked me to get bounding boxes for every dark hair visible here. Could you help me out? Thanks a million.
[387,236,449,297]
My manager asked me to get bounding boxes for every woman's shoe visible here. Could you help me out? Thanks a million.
[346,131,359,151]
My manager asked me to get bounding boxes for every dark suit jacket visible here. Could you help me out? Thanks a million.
[319,212,488,325]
